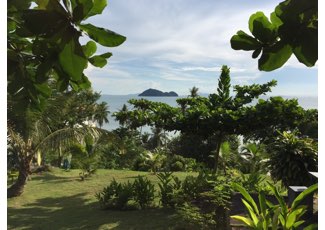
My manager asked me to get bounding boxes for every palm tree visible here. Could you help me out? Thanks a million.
[7,89,110,198]
[94,102,109,128]
[239,142,267,174]
[114,104,129,128]
[7,123,103,198]
[149,127,169,149]
[189,86,199,97]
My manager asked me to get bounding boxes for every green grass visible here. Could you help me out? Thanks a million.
[8,168,197,230]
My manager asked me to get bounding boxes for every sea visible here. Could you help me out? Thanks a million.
[98,94,318,132]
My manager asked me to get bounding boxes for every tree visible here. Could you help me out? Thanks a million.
[38,89,111,166]
[8,0,126,109]
[175,66,279,172]
[7,121,103,198]
[230,0,317,71]
[115,66,306,173]
[189,86,199,98]
[94,102,109,128]
[7,0,124,197]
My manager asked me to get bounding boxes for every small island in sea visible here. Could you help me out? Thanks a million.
[138,88,178,97]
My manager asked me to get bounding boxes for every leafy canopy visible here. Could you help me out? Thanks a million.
[8,0,126,109]
[230,0,317,71]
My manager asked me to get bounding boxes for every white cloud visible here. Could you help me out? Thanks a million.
[82,0,317,96]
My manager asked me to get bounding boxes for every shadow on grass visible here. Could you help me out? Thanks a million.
[8,193,179,230]
[29,173,80,184]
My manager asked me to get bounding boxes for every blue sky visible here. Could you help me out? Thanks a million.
[83,0,318,96]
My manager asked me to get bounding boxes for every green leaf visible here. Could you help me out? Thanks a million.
[82,41,97,58]
[73,0,93,22]
[292,28,317,67]
[252,47,262,59]
[258,191,267,217]
[242,199,259,226]
[59,38,88,81]
[22,9,66,36]
[303,223,318,230]
[249,11,277,43]
[100,52,113,59]
[230,30,261,51]
[89,55,107,68]
[270,12,283,28]
[86,0,107,18]
[79,23,126,47]
[258,41,292,71]
[233,183,259,215]
[267,182,288,214]
[272,207,281,230]
[34,83,52,97]
[292,220,305,228]
[291,184,317,210]
[231,215,254,227]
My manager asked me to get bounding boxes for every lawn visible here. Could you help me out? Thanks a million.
[7,168,197,230]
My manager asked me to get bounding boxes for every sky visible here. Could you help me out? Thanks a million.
[83,0,318,96]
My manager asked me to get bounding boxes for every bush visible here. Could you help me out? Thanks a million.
[175,202,216,229]
[266,131,317,187]
[96,178,134,210]
[231,183,318,230]
[170,161,184,171]
[133,176,155,209]
[157,172,183,207]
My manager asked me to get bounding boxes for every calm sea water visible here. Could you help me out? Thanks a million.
[98,95,318,131]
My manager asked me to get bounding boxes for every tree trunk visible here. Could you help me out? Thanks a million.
[7,156,32,198]
[213,138,222,174]
[57,146,62,167]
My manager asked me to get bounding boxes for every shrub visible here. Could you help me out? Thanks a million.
[266,131,317,187]
[175,202,216,229]
[157,172,183,207]
[133,176,155,209]
[231,183,318,230]
[170,161,184,171]
[96,178,134,210]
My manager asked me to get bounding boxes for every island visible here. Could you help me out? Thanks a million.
[138,88,178,97]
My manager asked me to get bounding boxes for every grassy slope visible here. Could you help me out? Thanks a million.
[8,168,196,230]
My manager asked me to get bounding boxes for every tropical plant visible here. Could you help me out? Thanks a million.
[239,143,268,174]
[157,172,183,207]
[133,176,155,209]
[7,123,104,198]
[189,86,199,98]
[176,202,216,229]
[8,0,126,110]
[113,66,307,174]
[230,0,317,71]
[93,102,109,128]
[266,131,317,187]
[96,178,134,210]
[231,183,318,230]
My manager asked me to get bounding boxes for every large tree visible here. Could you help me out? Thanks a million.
[7,0,124,198]
[114,66,307,173]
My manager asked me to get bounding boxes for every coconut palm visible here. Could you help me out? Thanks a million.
[93,102,109,128]
[7,89,110,197]
[189,86,199,97]
[7,122,104,198]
